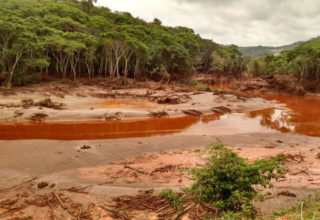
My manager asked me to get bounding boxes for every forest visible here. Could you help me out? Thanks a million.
[1,0,319,90]
[0,0,245,88]
[249,37,320,81]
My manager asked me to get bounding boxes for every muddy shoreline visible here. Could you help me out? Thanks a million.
[1,133,320,219]
[0,81,275,123]
[1,80,320,219]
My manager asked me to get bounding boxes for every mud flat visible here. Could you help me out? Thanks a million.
[1,132,320,219]
[1,81,320,219]
[0,81,274,122]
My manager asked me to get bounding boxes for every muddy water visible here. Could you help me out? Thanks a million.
[1,94,320,140]
[77,99,158,109]
[258,93,320,137]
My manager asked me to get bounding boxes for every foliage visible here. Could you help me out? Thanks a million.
[247,37,320,81]
[0,0,244,87]
[183,142,286,216]
[185,78,209,90]
[159,189,186,213]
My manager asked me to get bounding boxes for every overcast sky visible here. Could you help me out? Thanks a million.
[95,0,320,47]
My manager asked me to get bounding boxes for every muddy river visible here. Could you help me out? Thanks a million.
[0,93,320,140]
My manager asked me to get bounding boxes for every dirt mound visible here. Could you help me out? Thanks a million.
[36,98,64,110]
[153,94,191,104]
[148,110,169,118]
[211,106,231,114]
[194,72,235,84]
[28,113,48,121]
[182,109,203,116]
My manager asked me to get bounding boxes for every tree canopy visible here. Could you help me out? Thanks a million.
[248,37,320,81]
[0,0,245,87]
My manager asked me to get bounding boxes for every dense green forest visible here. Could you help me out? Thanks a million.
[0,0,245,88]
[249,37,320,81]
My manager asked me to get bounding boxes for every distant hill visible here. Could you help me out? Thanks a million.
[239,37,320,57]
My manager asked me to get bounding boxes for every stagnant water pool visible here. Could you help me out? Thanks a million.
[0,93,320,140]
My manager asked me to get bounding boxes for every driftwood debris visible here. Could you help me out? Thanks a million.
[182,109,202,116]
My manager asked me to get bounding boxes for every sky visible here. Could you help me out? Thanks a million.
[95,0,320,47]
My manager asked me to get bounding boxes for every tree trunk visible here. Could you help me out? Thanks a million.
[134,57,140,80]
[8,52,22,88]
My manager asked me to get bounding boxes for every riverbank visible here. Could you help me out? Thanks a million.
[1,79,320,219]
[0,80,274,122]
[1,132,320,219]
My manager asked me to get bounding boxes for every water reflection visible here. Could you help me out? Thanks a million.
[0,116,200,140]
[247,108,293,134]
[259,94,320,137]
[1,94,320,140]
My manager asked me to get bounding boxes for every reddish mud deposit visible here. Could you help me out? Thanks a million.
[1,93,320,140]
[1,81,320,219]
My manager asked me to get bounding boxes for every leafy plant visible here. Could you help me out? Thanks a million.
[185,78,209,90]
[159,189,186,213]
[184,141,286,216]
[21,98,33,103]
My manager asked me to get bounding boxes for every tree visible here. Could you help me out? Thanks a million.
[152,18,162,25]
[0,0,247,87]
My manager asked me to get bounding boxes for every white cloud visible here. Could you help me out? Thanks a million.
[95,0,320,46]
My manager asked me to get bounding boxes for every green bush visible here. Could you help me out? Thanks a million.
[21,99,33,103]
[185,78,210,90]
[12,72,26,87]
[30,72,42,84]
[159,189,186,213]
[184,142,286,216]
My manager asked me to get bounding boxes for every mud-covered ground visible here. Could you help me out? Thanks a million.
[1,79,320,219]
[0,80,273,122]
[1,133,320,219]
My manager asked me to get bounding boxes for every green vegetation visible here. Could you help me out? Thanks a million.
[0,0,244,88]
[161,142,286,218]
[185,78,210,90]
[274,192,320,219]
[248,37,320,82]
[21,98,33,103]
[159,189,186,213]
[239,40,303,58]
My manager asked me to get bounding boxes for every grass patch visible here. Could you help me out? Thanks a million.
[274,192,320,219]
[21,98,33,103]
[185,78,212,91]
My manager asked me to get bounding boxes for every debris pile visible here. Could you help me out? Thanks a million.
[182,109,203,116]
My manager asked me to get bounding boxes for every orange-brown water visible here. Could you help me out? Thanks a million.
[1,94,320,140]
[76,99,158,109]
[258,93,320,137]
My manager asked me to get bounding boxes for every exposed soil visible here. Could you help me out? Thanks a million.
[0,79,274,122]
[232,74,306,96]
[1,132,320,219]
[1,78,320,219]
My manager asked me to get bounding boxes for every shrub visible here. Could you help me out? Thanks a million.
[159,189,186,213]
[21,99,33,103]
[184,141,286,216]
[185,78,210,90]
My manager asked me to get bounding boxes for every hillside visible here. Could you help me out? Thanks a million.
[239,41,303,57]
